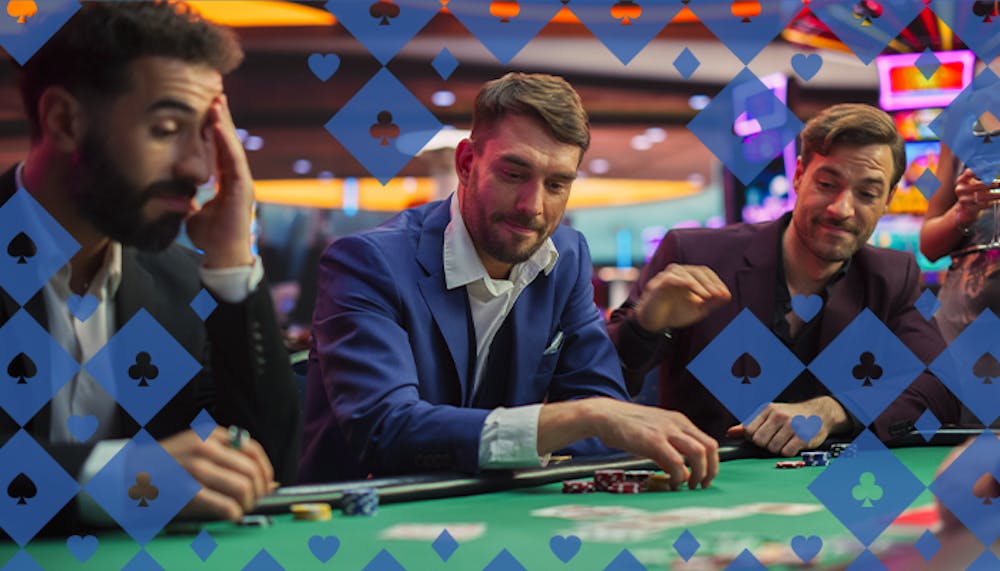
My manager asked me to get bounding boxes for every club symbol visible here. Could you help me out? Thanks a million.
[973,352,1000,384]
[972,0,999,23]
[610,1,642,25]
[7,472,37,505]
[489,0,520,23]
[852,0,882,26]
[7,231,37,264]
[733,0,761,23]
[852,472,883,508]
[369,0,399,25]
[128,351,159,387]
[369,111,400,146]
[731,352,762,385]
[852,351,883,387]
[976,113,999,143]
[7,352,36,385]
[973,473,1000,505]
[128,472,159,507]
[6,0,36,24]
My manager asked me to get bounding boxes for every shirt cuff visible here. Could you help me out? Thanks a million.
[199,256,264,304]
[478,404,550,469]
[77,439,129,527]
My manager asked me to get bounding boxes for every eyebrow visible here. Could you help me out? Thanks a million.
[145,98,197,115]
[497,153,577,181]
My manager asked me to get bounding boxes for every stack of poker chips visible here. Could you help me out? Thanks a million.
[775,460,806,469]
[291,503,332,521]
[341,487,378,516]
[562,479,596,493]
[606,481,642,494]
[624,470,654,490]
[829,443,855,458]
[562,469,675,494]
[646,473,672,492]
[802,451,830,466]
[594,469,625,491]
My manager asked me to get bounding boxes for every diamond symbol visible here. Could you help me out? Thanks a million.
[84,430,200,545]
[190,409,217,442]
[806,0,926,64]
[0,431,79,545]
[914,289,940,321]
[189,289,217,321]
[969,549,1000,570]
[431,48,458,81]
[913,408,941,441]
[482,549,527,571]
[929,310,1000,425]
[0,0,79,65]
[325,68,442,185]
[448,1,566,64]
[687,0,800,65]
[687,308,803,426]
[913,48,941,80]
[568,0,683,65]
[121,550,164,571]
[930,69,1000,185]
[725,549,766,570]
[0,311,79,426]
[84,309,201,426]
[809,431,925,546]
[809,309,926,425]
[930,430,1000,546]
[673,47,700,80]
[323,0,439,65]
[931,0,1000,63]
[687,69,803,185]
[190,529,217,562]
[845,550,886,571]
[362,548,407,571]
[432,529,458,561]
[673,529,700,561]
[913,168,941,201]
[243,549,283,571]
[0,189,80,305]
[604,549,646,571]
[0,551,44,570]
[914,530,940,561]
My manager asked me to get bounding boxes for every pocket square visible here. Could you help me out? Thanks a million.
[543,331,564,355]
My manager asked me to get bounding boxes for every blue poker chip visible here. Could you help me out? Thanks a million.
[341,487,378,516]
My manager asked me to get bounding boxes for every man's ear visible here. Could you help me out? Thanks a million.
[36,86,87,153]
[455,138,474,187]
[792,155,803,190]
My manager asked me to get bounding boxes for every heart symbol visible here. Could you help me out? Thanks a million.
[791,415,822,443]
[66,534,99,562]
[790,535,822,562]
[67,415,98,442]
[790,294,822,323]
[549,534,581,563]
[307,53,340,82]
[308,535,340,563]
[791,53,823,81]
[67,294,99,321]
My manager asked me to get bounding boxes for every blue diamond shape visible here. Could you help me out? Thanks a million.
[604,549,645,571]
[688,308,803,426]
[969,549,1000,571]
[914,289,940,321]
[806,0,925,65]
[362,549,407,571]
[931,1,1000,63]
[243,549,283,571]
[431,48,459,81]
[672,529,700,561]
[809,431,925,546]
[448,1,565,64]
[0,431,78,546]
[482,549,527,571]
[325,68,442,185]
[432,529,458,562]
[913,168,942,202]
[687,68,803,185]
[809,309,926,425]
[0,189,80,305]
[688,0,800,65]
[84,309,201,426]
[673,47,700,80]
[121,550,164,571]
[725,549,766,570]
[0,311,79,426]
[190,409,217,442]
[189,289,217,321]
[930,69,1000,185]
[0,0,79,65]
[1,551,44,571]
[568,0,682,65]
[323,0,439,65]
[913,48,942,80]
[845,550,886,571]
[914,530,940,561]
[929,310,1000,425]
[190,529,217,562]
[913,409,941,441]
[84,430,200,545]
[930,430,1000,546]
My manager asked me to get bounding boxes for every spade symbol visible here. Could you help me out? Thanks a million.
[973,0,999,23]
[610,0,642,25]
[7,0,37,24]
[369,0,399,25]
[7,352,37,385]
[974,473,1000,505]
[369,111,400,146]
[731,352,761,385]
[7,232,36,264]
[128,472,158,507]
[489,0,520,22]
[852,351,883,387]
[128,352,159,387]
[7,472,37,505]
[973,352,1000,384]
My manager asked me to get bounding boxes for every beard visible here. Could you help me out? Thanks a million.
[464,169,548,266]
[71,132,198,252]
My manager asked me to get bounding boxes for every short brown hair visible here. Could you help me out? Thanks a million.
[799,103,906,191]
[471,72,590,157]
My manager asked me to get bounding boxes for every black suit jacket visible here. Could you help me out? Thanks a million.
[609,214,961,442]
[0,166,300,533]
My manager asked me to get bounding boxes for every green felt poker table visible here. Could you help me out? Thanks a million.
[0,440,964,570]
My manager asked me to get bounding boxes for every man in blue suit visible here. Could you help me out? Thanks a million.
[300,73,718,488]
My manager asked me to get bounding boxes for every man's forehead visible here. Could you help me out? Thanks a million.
[125,56,223,105]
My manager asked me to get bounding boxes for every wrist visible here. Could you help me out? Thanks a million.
[954,205,974,235]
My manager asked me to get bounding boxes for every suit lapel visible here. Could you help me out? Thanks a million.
[504,272,554,402]
[736,218,784,325]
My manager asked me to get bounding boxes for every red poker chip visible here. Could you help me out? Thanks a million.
[594,469,625,490]
[562,480,596,493]
[775,461,806,469]
[607,482,642,494]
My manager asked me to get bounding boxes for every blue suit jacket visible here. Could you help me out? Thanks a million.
[299,199,629,483]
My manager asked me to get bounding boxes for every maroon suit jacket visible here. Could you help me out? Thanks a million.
[608,214,962,442]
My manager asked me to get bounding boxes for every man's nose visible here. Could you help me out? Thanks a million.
[514,180,544,216]
[174,128,214,185]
